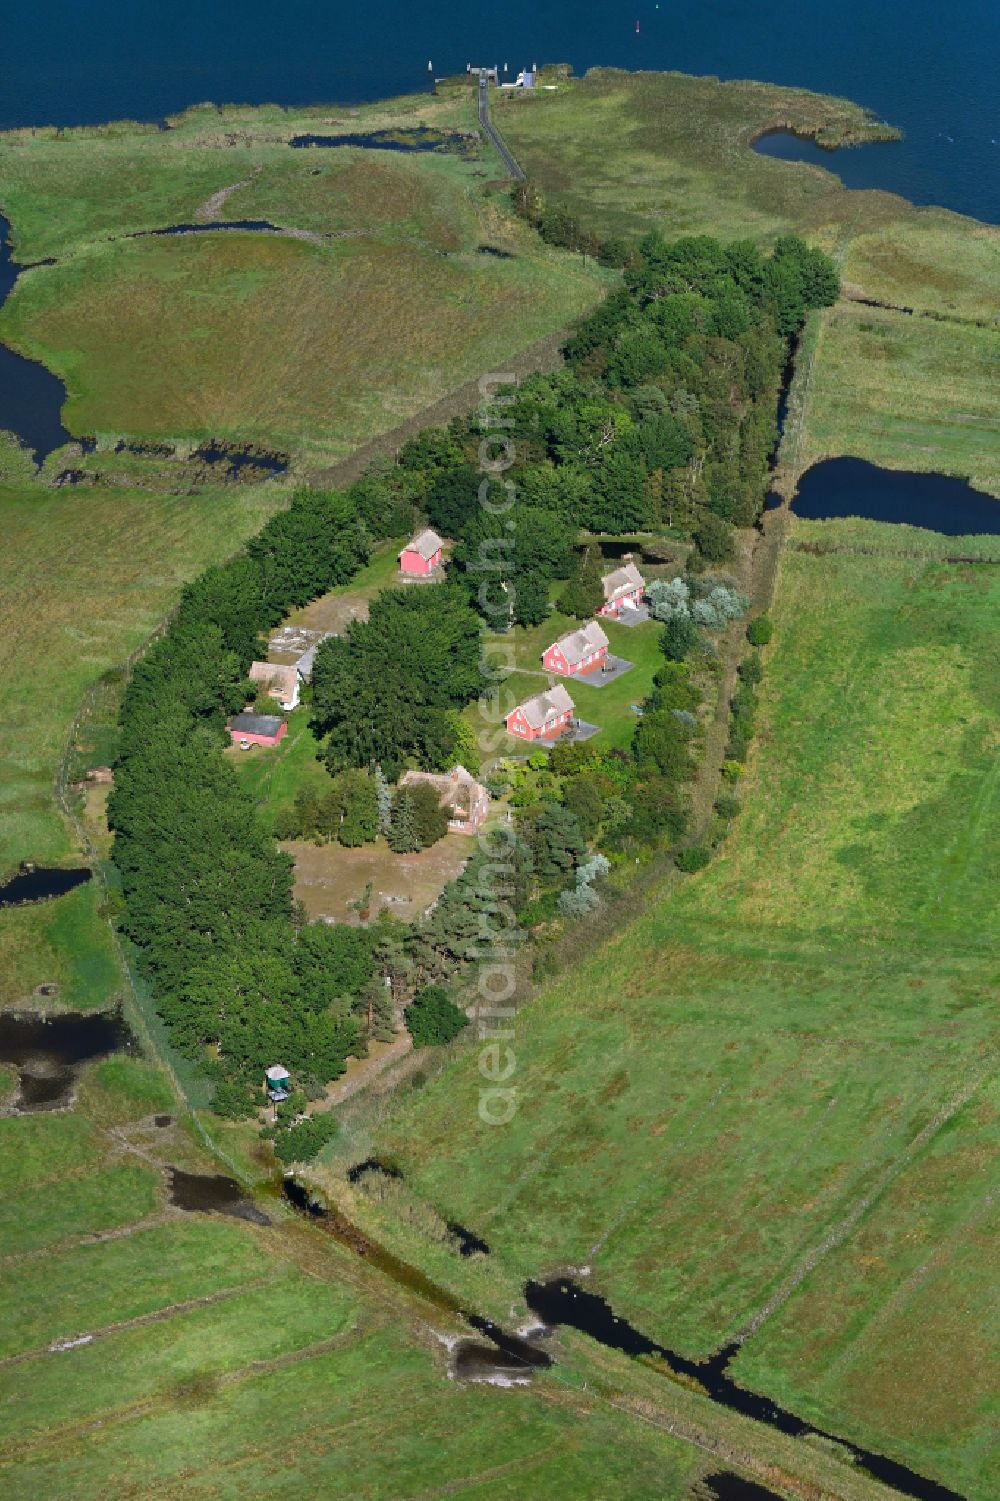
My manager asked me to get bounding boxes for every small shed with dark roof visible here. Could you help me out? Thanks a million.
[229,713,287,748]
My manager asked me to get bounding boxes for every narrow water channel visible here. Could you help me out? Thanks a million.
[289,127,459,152]
[0,215,71,462]
[526,1279,966,1501]
[279,1174,966,1500]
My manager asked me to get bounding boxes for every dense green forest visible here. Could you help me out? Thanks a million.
[109,230,836,1129]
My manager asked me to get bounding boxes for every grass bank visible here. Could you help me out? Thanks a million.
[343,519,1000,1501]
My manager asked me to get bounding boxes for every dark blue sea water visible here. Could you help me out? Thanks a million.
[1,0,997,222]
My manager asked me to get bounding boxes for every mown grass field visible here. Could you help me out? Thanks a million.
[786,302,1000,496]
[354,519,1000,1500]
[0,478,286,1016]
[0,1042,741,1501]
[0,481,284,875]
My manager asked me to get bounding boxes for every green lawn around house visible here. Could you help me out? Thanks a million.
[467,607,664,756]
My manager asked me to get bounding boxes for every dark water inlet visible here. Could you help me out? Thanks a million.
[447,1220,490,1257]
[169,1168,271,1223]
[136,219,282,237]
[752,128,916,199]
[0,866,91,907]
[465,1314,551,1369]
[526,1279,967,1501]
[791,458,1000,535]
[193,439,290,477]
[0,215,72,462]
[345,1155,402,1183]
[449,1339,535,1384]
[698,1474,786,1501]
[290,128,460,153]
[596,538,679,565]
[0,1007,133,1111]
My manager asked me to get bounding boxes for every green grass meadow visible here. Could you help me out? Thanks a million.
[357,520,1000,1500]
[0,1050,717,1501]
[788,302,1000,496]
[0,881,120,1012]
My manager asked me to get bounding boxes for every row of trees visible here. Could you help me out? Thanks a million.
[383,232,836,622]
[109,489,400,1113]
[274,770,449,853]
[110,224,812,1122]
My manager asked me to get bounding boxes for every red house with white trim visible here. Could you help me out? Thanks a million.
[542,621,609,677]
[399,529,444,576]
[506,684,575,742]
[599,562,645,618]
[228,713,287,749]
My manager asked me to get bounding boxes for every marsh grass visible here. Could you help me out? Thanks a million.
[788,303,1000,495]
[0,882,119,1012]
[0,230,606,466]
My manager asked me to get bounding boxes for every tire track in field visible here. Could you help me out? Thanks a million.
[735,1065,994,1343]
[818,1180,999,1391]
[0,1323,379,1465]
[0,1277,274,1369]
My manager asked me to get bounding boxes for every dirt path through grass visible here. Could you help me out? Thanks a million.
[309,325,570,487]
[196,165,263,221]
